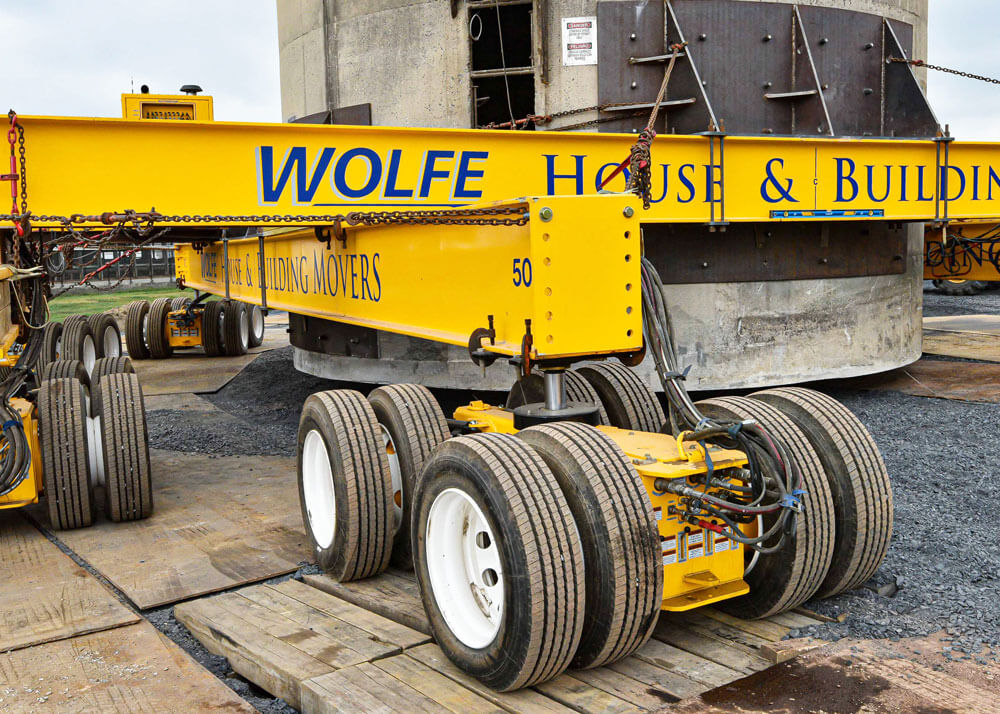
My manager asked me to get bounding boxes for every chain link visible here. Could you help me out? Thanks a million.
[889,57,1000,85]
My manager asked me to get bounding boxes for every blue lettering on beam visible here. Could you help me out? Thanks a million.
[544,154,586,195]
[257,146,336,204]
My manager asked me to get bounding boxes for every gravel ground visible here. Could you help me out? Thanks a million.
[139,288,998,710]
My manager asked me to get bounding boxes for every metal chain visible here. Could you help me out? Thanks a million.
[889,57,1000,85]
[2,205,529,232]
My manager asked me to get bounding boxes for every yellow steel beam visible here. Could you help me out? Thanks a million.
[12,114,1000,228]
[175,194,644,360]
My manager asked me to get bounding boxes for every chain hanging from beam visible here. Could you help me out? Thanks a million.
[888,57,1000,86]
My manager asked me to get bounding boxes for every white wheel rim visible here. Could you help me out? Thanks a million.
[87,413,105,487]
[378,424,404,534]
[54,335,61,360]
[251,306,264,340]
[141,313,148,345]
[104,326,121,357]
[425,487,504,649]
[82,335,96,372]
[302,429,336,549]
[239,310,249,348]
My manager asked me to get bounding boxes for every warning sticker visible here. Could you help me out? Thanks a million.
[562,17,597,66]
[713,536,730,553]
[653,506,663,521]
[688,545,704,559]
[663,552,678,565]
[688,531,704,546]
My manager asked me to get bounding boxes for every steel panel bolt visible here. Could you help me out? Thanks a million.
[539,207,553,222]
[623,206,635,218]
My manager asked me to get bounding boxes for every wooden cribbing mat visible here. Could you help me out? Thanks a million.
[176,570,830,712]
[0,513,138,653]
[53,449,310,609]
[0,621,254,713]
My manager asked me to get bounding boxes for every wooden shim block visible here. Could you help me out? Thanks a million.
[175,596,333,708]
[700,608,790,642]
[302,658,505,714]
[653,619,768,674]
[634,637,743,688]
[303,569,431,635]
[0,514,139,653]
[605,655,706,702]
[274,578,429,649]
[217,587,395,667]
[407,643,574,713]
[0,621,254,713]
[768,611,824,629]
[760,637,822,664]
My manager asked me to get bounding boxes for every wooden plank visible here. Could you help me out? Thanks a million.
[606,655,705,702]
[175,595,334,708]
[407,643,574,713]
[0,514,139,653]
[699,608,790,642]
[302,659,501,714]
[374,655,505,713]
[633,636,743,688]
[303,568,430,635]
[216,588,398,667]
[683,611,777,648]
[923,329,1000,363]
[273,578,428,649]
[534,672,637,713]
[0,621,254,713]
[653,619,769,674]
[54,449,311,608]
[759,637,822,664]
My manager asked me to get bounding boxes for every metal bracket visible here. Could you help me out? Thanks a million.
[934,129,955,223]
[701,130,728,229]
[222,235,230,299]
[258,233,268,311]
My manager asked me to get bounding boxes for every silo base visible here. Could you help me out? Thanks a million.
[293,227,923,393]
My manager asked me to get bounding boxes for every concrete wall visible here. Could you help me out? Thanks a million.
[277,0,470,125]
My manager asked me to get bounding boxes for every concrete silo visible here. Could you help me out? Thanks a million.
[276,0,934,391]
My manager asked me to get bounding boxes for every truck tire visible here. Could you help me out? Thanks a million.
[125,300,150,360]
[170,296,190,310]
[98,373,153,521]
[751,387,894,598]
[89,357,135,418]
[412,433,585,691]
[202,300,226,356]
[576,361,665,432]
[38,321,63,374]
[297,390,393,581]
[505,371,610,424]
[147,298,173,359]
[223,300,249,356]
[62,314,87,331]
[87,312,121,359]
[518,422,661,669]
[248,304,265,348]
[41,359,90,387]
[39,378,94,530]
[62,319,97,373]
[696,396,836,618]
[932,279,986,295]
[368,384,450,569]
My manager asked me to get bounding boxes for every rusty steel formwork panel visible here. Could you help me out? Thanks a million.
[597,0,938,138]
[643,221,908,284]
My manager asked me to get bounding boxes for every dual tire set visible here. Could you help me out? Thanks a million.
[297,384,663,691]
[37,355,152,530]
[512,361,894,620]
[124,297,265,359]
[37,312,122,376]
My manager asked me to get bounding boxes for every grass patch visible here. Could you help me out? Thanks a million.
[48,286,189,322]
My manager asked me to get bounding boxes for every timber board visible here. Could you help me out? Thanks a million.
[181,570,828,713]
[51,449,310,609]
[849,357,1000,403]
[0,513,138,653]
[0,620,254,713]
